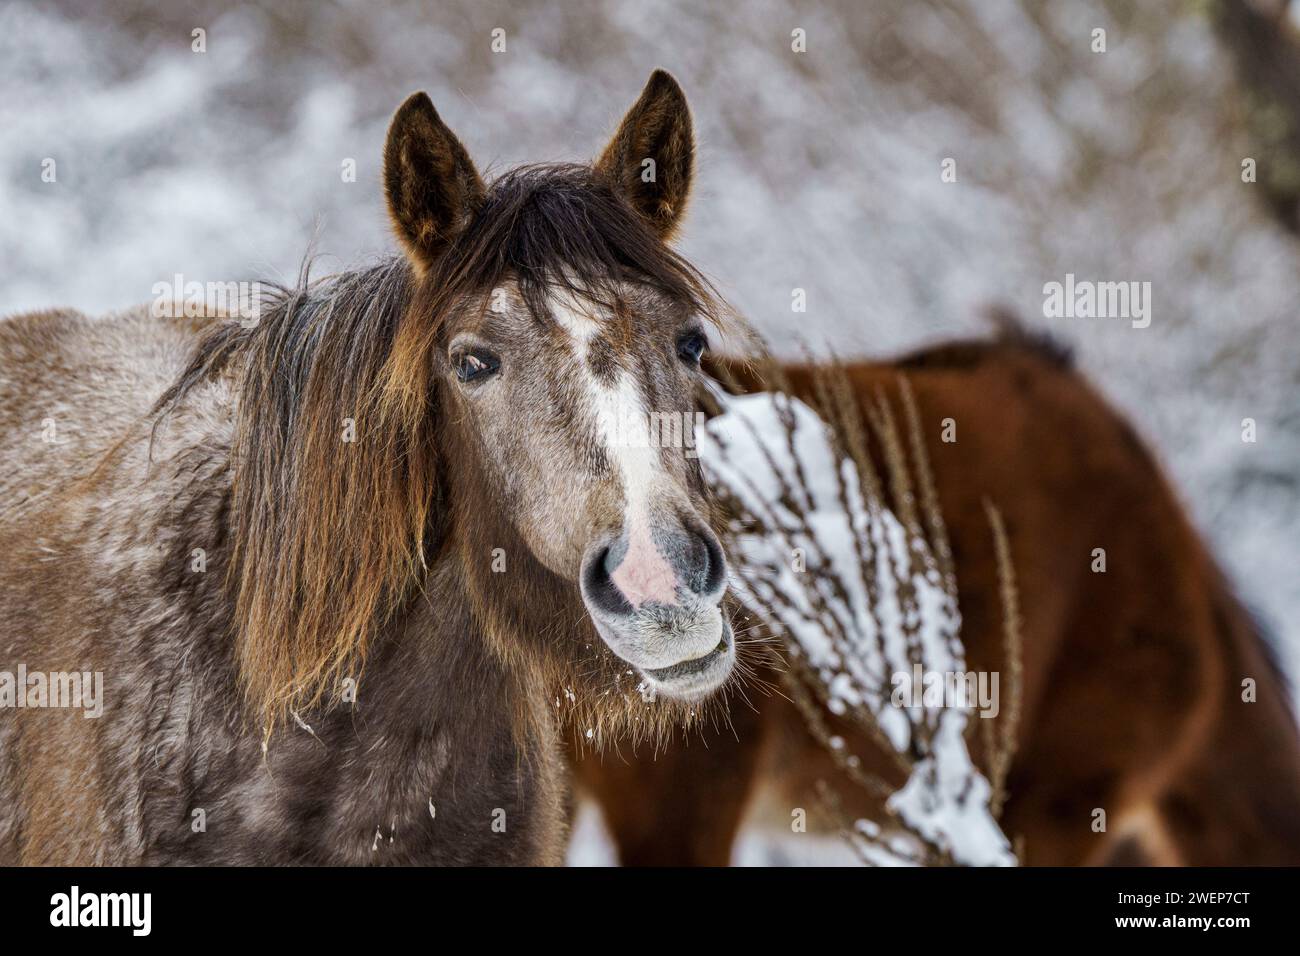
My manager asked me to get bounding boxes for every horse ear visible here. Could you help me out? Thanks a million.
[595,69,695,241]
[383,92,485,273]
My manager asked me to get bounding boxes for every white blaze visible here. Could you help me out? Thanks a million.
[553,293,678,606]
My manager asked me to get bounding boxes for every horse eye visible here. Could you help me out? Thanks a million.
[453,349,501,384]
[676,329,708,365]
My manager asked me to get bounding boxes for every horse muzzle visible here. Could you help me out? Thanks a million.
[579,518,735,700]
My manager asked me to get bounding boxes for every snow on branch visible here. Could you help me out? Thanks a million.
[697,365,1022,866]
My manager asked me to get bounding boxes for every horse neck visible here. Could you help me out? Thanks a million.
[441,474,590,690]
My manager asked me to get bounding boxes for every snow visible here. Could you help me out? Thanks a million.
[698,392,1015,866]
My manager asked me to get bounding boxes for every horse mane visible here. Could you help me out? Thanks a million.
[153,162,723,726]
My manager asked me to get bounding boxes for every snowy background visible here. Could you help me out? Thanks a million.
[2,1,1296,701]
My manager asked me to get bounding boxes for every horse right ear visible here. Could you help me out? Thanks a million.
[383,92,485,274]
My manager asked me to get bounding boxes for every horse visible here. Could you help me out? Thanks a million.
[0,70,744,864]
[571,331,1300,866]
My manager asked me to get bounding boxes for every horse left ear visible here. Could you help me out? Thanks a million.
[383,91,485,273]
[595,69,695,241]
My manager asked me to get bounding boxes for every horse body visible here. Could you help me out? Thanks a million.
[574,336,1300,865]
[0,306,566,864]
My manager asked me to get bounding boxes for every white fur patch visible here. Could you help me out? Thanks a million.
[551,291,677,606]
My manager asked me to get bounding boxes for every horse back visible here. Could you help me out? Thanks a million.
[0,307,210,512]
[0,306,228,863]
[788,338,1300,863]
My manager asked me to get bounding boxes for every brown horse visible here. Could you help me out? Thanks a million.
[572,334,1300,866]
[0,70,742,864]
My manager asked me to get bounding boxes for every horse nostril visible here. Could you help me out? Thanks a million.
[602,545,620,579]
[582,544,635,618]
[682,525,727,598]
[701,530,726,596]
